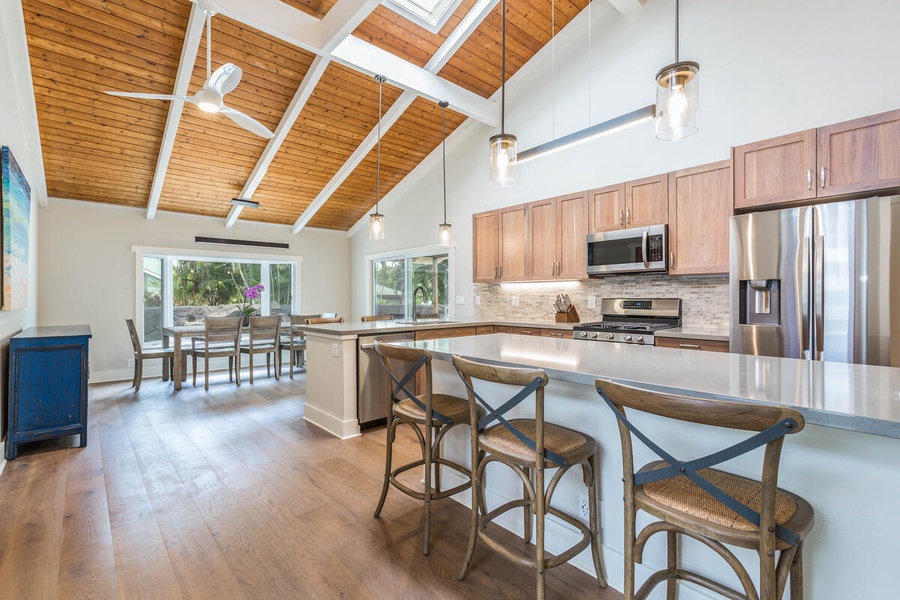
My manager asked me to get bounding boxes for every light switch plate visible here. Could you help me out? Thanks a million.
[456,295,465,305]
[511,296,520,307]
[331,343,340,358]
[475,295,481,306]
[587,295,596,309]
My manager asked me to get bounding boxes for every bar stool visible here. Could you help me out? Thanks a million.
[452,356,607,600]
[361,314,394,322]
[372,341,477,555]
[595,379,815,600]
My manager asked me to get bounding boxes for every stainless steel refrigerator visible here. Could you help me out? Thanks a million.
[730,196,900,366]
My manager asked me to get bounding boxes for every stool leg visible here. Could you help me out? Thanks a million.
[523,467,533,544]
[586,452,607,587]
[266,353,271,377]
[433,427,442,494]
[666,530,678,600]
[458,454,482,581]
[790,544,804,599]
[162,357,170,381]
[535,462,545,600]
[624,504,637,598]
[374,416,396,519]
[423,420,433,555]
[134,359,143,392]
[249,352,255,384]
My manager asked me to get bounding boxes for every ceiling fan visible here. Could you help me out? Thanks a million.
[105,0,274,139]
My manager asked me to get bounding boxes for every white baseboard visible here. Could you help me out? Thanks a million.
[303,404,361,439]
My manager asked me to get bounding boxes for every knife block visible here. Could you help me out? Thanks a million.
[555,306,580,323]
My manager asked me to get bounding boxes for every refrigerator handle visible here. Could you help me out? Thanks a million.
[814,235,825,359]
[801,237,811,359]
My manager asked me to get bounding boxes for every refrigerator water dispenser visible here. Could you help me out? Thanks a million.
[739,279,781,326]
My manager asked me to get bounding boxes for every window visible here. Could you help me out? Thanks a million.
[385,0,463,33]
[372,250,450,320]
[134,247,300,346]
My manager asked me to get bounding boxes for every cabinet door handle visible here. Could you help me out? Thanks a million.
[619,210,624,226]
[679,344,701,349]
[626,208,631,224]
[669,252,675,268]
[520,330,532,335]
[499,265,502,279]
[807,169,812,191]
[820,166,826,188]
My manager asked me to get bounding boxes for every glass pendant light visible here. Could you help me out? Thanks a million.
[655,0,699,141]
[437,101,453,246]
[489,0,516,186]
[369,75,386,240]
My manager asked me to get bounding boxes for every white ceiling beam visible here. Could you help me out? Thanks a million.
[320,0,382,53]
[607,0,644,15]
[331,36,499,127]
[190,0,323,53]
[291,92,416,233]
[225,55,331,227]
[425,0,499,71]
[145,4,206,220]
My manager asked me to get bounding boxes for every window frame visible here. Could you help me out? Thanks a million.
[367,243,455,320]
[132,245,302,345]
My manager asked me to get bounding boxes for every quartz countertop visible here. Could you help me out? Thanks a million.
[408,333,900,439]
[655,326,729,342]
[297,318,575,337]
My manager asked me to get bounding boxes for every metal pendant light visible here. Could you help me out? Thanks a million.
[437,101,453,246]
[369,75,386,240]
[655,0,699,141]
[489,0,516,186]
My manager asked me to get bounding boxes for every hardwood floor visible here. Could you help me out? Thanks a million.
[0,371,621,599]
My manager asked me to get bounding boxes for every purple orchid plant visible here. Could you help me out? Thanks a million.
[240,284,264,317]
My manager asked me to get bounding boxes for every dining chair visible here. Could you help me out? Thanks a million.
[125,318,181,391]
[453,355,607,600]
[305,316,343,324]
[280,314,318,378]
[241,315,282,383]
[188,316,243,390]
[361,314,394,322]
[373,341,478,555]
[596,378,815,600]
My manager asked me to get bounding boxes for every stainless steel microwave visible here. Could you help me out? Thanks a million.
[586,224,668,275]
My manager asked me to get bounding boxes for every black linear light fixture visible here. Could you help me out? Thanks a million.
[231,197,260,208]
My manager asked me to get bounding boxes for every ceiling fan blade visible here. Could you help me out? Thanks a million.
[220,106,274,139]
[105,91,192,102]
[209,63,242,95]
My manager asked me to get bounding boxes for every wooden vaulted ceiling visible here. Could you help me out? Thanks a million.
[21,0,590,231]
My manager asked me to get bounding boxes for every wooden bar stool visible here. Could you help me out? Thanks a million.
[372,341,477,555]
[361,314,394,322]
[453,356,607,600]
[280,314,317,378]
[596,379,815,600]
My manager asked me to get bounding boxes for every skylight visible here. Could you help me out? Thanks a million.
[386,0,463,33]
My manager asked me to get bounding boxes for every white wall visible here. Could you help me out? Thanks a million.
[0,0,43,457]
[38,199,351,381]
[349,0,900,318]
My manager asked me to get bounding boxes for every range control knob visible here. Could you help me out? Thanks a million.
[606,333,615,340]
[624,335,633,342]
[637,336,645,344]
[589,332,599,339]
[579,331,588,338]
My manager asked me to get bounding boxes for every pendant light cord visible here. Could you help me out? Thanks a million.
[441,103,447,223]
[375,76,383,213]
[205,11,212,81]
[500,0,506,134]
[674,0,680,62]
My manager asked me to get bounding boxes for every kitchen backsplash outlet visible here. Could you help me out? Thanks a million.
[473,275,729,330]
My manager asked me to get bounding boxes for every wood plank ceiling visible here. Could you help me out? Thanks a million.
[21,0,590,232]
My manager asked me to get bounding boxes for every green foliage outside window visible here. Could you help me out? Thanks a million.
[172,260,261,307]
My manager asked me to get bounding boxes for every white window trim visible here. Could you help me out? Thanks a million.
[132,245,303,344]
[383,0,465,35]
[366,242,456,319]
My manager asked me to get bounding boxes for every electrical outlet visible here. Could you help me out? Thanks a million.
[475,295,481,306]
[331,343,340,358]
[456,295,465,305]
[579,493,590,520]
[127,358,135,368]
[587,295,596,309]
[511,296,520,307]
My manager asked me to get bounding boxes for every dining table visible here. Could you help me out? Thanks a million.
[161,324,203,390]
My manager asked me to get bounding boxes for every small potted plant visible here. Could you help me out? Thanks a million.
[240,284,264,325]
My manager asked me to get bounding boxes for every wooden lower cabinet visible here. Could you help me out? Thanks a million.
[655,336,729,353]
[415,326,479,341]
[476,325,494,335]
[507,326,542,336]
[540,329,568,339]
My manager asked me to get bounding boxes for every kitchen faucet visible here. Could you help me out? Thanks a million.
[412,285,427,323]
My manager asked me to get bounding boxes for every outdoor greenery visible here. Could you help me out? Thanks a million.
[373,255,448,317]
[172,260,261,307]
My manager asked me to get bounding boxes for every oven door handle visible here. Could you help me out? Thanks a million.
[642,229,649,268]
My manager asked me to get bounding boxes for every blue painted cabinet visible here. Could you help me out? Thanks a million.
[6,325,92,460]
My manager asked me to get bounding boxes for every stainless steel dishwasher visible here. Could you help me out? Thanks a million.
[357,331,415,428]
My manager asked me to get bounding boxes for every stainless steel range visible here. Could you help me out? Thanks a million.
[573,298,681,345]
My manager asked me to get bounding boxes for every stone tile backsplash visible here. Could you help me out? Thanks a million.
[473,275,729,329]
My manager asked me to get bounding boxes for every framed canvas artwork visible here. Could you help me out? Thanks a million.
[1,146,32,310]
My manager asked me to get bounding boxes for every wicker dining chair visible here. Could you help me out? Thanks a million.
[596,378,815,600]
[125,318,180,391]
[373,341,478,555]
[453,356,607,600]
[188,316,243,390]
[240,315,282,383]
[280,314,318,378]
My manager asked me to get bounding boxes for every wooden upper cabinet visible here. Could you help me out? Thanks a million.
[668,160,733,276]
[626,174,669,227]
[588,184,625,232]
[817,108,900,198]
[527,198,558,280]
[556,192,589,279]
[498,205,527,281]
[733,130,817,209]
[472,210,499,283]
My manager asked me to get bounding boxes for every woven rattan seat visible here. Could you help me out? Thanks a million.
[394,393,471,422]
[597,379,815,600]
[481,419,596,467]
[373,342,476,556]
[454,356,607,600]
